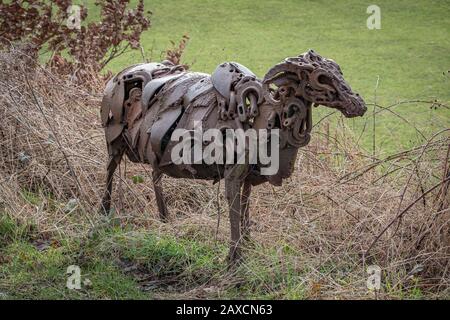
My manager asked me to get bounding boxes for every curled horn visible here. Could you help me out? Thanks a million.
[310,68,334,92]
[263,57,315,105]
[262,62,298,105]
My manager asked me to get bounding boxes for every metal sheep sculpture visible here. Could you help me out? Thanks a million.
[100,50,366,264]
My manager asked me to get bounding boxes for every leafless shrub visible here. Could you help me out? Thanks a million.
[0,0,151,83]
[164,34,190,68]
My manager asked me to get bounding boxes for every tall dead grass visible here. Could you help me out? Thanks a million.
[0,47,448,299]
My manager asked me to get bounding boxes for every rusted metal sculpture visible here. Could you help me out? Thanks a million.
[100,50,366,263]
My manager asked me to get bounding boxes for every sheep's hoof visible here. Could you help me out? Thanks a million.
[227,246,243,269]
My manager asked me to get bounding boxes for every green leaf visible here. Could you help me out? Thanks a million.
[131,175,144,184]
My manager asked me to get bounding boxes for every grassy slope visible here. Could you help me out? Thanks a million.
[0,215,427,299]
[0,215,303,299]
[99,0,450,152]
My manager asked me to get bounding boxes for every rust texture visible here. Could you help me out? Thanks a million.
[100,50,367,263]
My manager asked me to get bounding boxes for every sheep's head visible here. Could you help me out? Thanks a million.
[263,50,366,118]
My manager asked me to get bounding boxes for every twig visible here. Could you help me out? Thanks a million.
[24,75,94,226]
[372,76,379,159]
[215,164,222,243]
[139,44,148,63]
[365,176,450,255]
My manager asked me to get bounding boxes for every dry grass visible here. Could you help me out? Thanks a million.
[0,47,449,299]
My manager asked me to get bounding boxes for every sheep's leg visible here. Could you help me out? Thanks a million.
[225,163,249,265]
[240,179,252,241]
[225,177,243,265]
[152,169,169,222]
[100,142,124,215]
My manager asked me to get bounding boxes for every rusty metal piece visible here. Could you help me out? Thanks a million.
[100,50,367,264]
[123,87,143,149]
[234,76,263,121]
[217,95,228,120]
[266,111,278,130]
[100,77,115,127]
[227,91,237,119]
[124,88,143,126]
[248,93,258,117]
[211,62,255,100]
[183,76,213,106]
[142,73,183,111]
[101,76,125,143]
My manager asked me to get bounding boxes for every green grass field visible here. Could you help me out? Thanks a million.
[86,0,450,153]
[106,0,450,108]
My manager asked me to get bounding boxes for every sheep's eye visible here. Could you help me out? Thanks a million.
[318,75,332,85]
